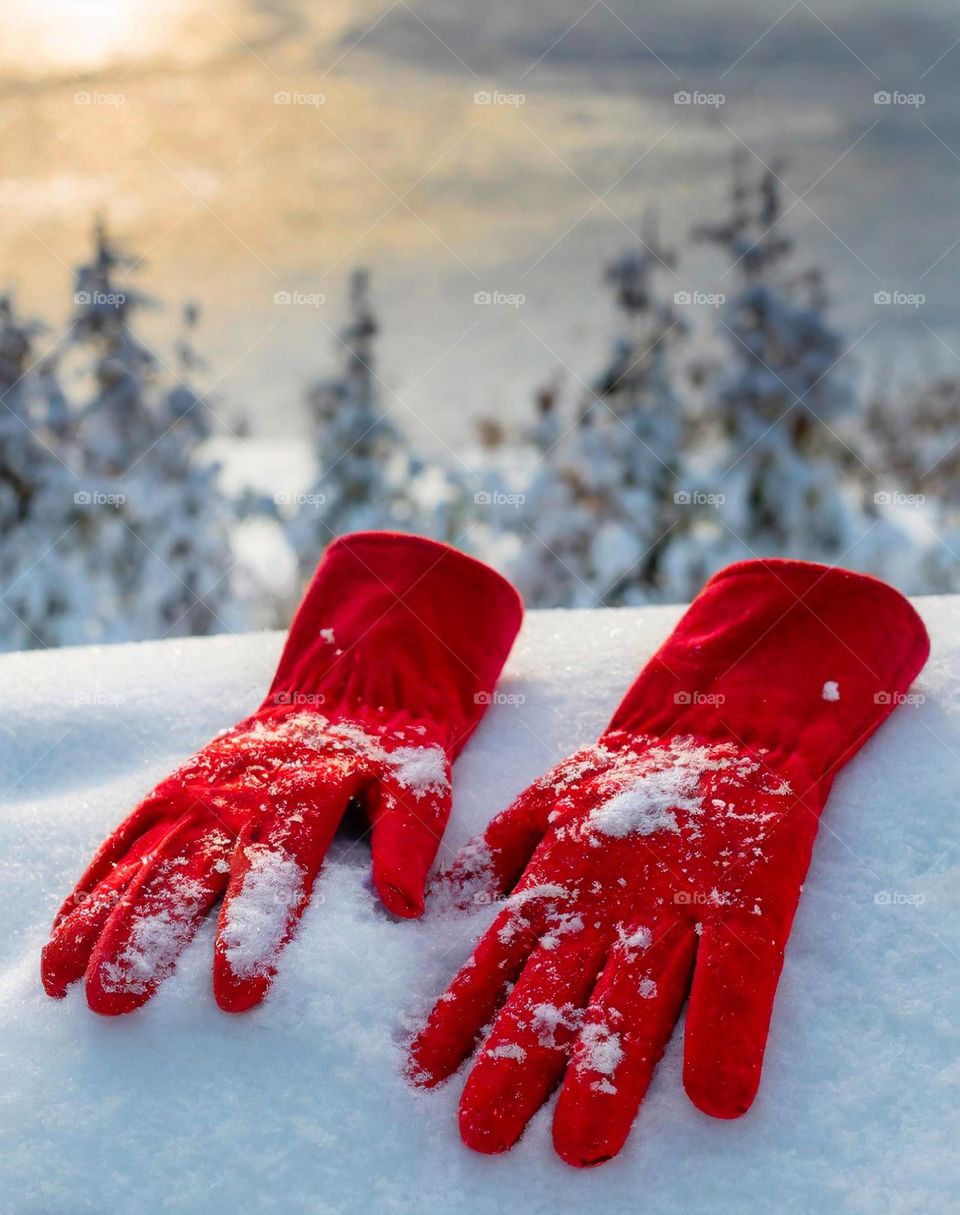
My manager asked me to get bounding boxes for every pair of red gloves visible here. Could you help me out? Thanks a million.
[41,532,929,1167]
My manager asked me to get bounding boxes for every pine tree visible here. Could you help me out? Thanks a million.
[505,221,687,606]
[0,296,94,647]
[289,269,427,581]
[68,222,249,640]
[663,156,865,596]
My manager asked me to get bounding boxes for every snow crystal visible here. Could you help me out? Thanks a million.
[248,711,449,801]
[588,737,792,839]
[386,745,449,799]
[592,787,681,837]
[540,912,585,950]
[616,924,652,954]
[822,681,840,702]
[506,883,569,909]
[638,977,658,999]
[318,628,336,644]
[487,1043,527,1062]
[99,873,208,994]
[579,1023,624,1076]
[530,1002,582,1048]
[221,846,304,980]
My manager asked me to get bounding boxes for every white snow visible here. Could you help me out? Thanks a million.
[220,846,304,980]
[99,871,207,996]
[822,680,841,702]
[587,737,780,839]
[0,601,957,1213]
[386,745,450,799]
[579,1022,624,1077]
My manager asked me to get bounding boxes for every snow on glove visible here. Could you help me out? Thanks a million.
[409,559,929,1166]
[42,532,523,1015]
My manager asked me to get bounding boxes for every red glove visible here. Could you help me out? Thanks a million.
[42,532,523,1015]
[409,560,929,1166]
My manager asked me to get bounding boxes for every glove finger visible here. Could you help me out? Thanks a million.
[41,815,176,998]
[431,783,555,911]
[458,927,611,1156]
[683,911,790,1118]
[553,916,698,1167]
[50,792,173,929]
[407,902,543,1087]
[85,814,233,1015]
[368,759,452,919]
[436,747,618,910]
[213,781,352,1012]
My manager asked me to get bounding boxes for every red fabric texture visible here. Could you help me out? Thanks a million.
[408,559,929,1167]
[42,531,523,1015]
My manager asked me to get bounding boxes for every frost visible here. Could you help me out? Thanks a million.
[506,884,569,909]
[487,1043,527,1062]
[386,745,450,799]
[221,846,304,980]
[530,1002,582,1048]
[579,1023,624,1076]
[540,912,585,950]
[588,736,791,839]
[246,712,449,802]
[99,873,207,995]
[616,925,652,955]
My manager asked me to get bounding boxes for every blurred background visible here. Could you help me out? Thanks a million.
[1,0,959,648]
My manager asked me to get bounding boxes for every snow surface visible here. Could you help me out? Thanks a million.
[1,601,958,1214]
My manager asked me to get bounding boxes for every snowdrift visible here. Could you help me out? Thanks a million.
[1,601,957,1214]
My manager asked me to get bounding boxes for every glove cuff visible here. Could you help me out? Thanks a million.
[265,532,523,758]
[606,559,929,784]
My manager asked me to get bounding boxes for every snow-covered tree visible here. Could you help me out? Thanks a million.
[0,296,97,647]
[504,223,687,606]
[288,269,459,581]
[66,223,252,642]
[662,157,870,595]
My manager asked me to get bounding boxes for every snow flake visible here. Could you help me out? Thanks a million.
[579,1022,624,1076]
[822,680,840,702]
[487,1043,527,1062]
[221,846,304,980]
